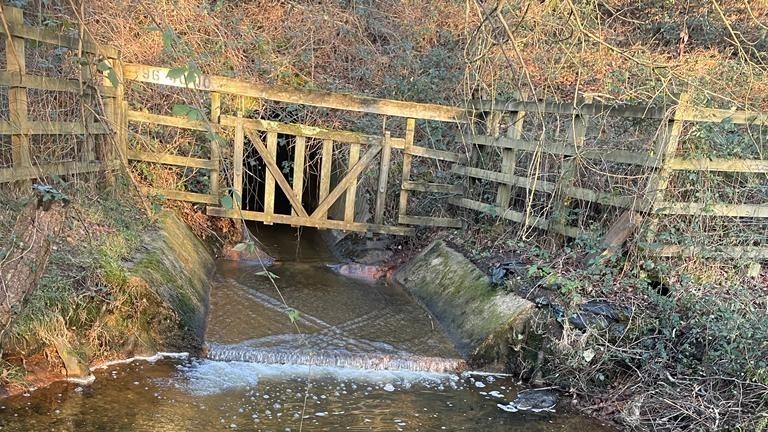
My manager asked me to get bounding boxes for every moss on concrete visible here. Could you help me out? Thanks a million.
[394,240,534,368]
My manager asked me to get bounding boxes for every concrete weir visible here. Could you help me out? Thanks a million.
[394,240,534,369]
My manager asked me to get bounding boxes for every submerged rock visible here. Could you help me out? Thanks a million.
[497,388,559,413]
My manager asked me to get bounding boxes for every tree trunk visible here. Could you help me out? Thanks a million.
[0,194,69,346]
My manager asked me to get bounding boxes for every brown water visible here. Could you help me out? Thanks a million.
[0,226,616,431]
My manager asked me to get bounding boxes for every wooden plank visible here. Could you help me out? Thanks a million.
[0,121,109,135]
[220,116,383,145]
[654,202,768,218]
[398,215,463,228]
[466,134,659,167]
[209,92,222,197]
[682,106,768,126]
[497,109,526,208]
[449,197,581,238]
[127,110,209,131]
[0,71,117,96]
[207,207,415,236]
[0,160,102,183]
[586,211,644,264]
[5,7,31,173]
[80,54,97,164]
[398,119,416,218]
[312,144,383,219]
[142,188,219,205]
[0,6,118,57]
[124,64,467,123]
[262,131,278,221]
[233,111,245,209]
[344,143,361,223]
[374,132,392,225]
[667,158,768,173]
[244,129,309,219]
[406,145,467,163]
[551,96,591,231]
[292,135,306,217]
[402,181,463,194]
[472,99,671,120]
[651,245,768,259]
[126,150,215,169]
[318,139,334,220]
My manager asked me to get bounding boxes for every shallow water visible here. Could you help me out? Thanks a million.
[0,226,616,431]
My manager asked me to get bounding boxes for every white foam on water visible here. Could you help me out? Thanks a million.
[91,352,189,370]
[176,359,460,396]
[66,375,96,385]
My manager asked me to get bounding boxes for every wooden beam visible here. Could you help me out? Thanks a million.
[318,139,334,220]
[0,161,103,183]
[292,135,306,218]
[402,181,463,194]
[0,71,117,96]
[398,215,463,228]
[209,92,222,197]
[586,210,643,264]
[124,63,467,123]
[496,108,526,208]
[666,158,768,173]
[220,115,384,145]
[398,119,416,218]
[127,110,209,131]
[0,121,110,135]
[263,131,278,221]
[374,131,392,225]
[650,245,768,259]
[449,197,581,238]
[654,202,768,218]
[5,7,30,173]
[207,207,415,236]
[126,150,215,169]
[244,129,309,218]
[233,110,245,209]
[406,145,467,163]
[311,144,382,220]
[142,188,219,205]
[344,143,361,223]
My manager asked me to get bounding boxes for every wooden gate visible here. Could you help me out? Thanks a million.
[121,64,468,235]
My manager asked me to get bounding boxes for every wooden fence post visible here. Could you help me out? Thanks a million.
[397,118,416,222]
[496,106,526,208]
[645,92,690,244]
[5,7,32,180]
[233,105,245,210]
[263,131,277,224]
[374,131,392,225]
[318,139,334,221]
[291,135,306,218]
[551,95,591,231]
[344,143,361,224]
[209,92,221,199]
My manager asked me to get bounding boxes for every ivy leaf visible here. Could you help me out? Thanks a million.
[171,104,203,121]
[287,309,300,323]
[106,69,120,87]
[166,66,187,80]
[232,242,248,252]
[161,27,176,49]
[220,195,234,209]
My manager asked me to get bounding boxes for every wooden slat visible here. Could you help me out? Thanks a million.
[451,165,648,209]
[398,215,463,228]
[651,245,768,259]
[292,135,306,218]
[244,130,309,219]
[472,99,671,120]
[667,158,768,173]
[5,7,30,173]
[127,150,215,169]
[263,131,278,220]
[207,207,415,236]
[220,116,383,145]
[0,71,117,96]
[449,197,581,238]
[551,96,591,231]
[0,6,118,57]
[0,160,103,183]
[654,202,768,218]
[312,144,383,219]
[466,135,659,167]
[318,139,334,220]
[142,188,219,205]
[402,181,463,194]
[209,92,222,197]
[127,110,209,131]
[406,146,466,163]
[374,132,392,225]
[398,119,416,218]
[124,64,467,123]
[497,109,526,208]
[344,143,361,223]
[0,121,109,135]
[233,110,245,209]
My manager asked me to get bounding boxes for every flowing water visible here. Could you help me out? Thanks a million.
[0,226,615,431]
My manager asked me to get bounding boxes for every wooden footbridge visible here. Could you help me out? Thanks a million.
[2,5,767,257]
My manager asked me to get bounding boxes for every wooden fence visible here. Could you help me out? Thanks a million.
[2,5,766,257]
[0,5,122,183]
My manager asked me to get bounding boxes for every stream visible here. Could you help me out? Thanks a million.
[0,226,615,431]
